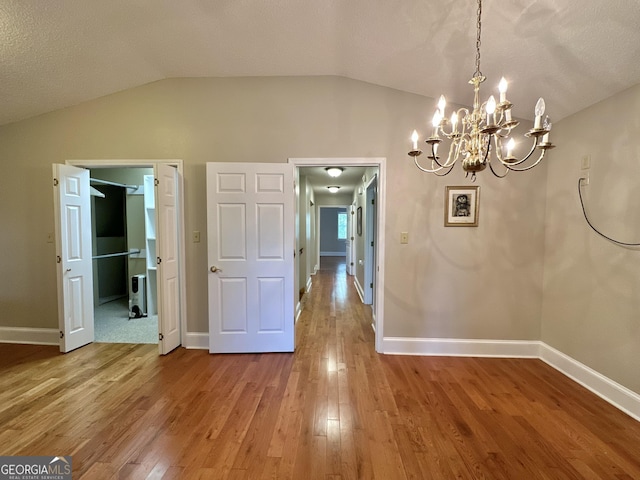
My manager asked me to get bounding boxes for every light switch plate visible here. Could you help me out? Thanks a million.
[193,231,201,243]
[400,232,409,244]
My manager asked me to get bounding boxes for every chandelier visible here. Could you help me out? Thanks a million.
[408,0,554,181]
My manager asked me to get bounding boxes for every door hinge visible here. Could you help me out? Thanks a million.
[350,262,354,266]
[157,257,162,265]
[370,283,373,288]
[53,178,59,186]
[154,178,159,186]
[159,333,164,341]
[371,199,375,205]
[59,331,64,339]
[350,236,354,241]
[370,241,374,246]
[56,255,61,264]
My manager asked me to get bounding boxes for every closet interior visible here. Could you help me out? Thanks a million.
[90,167,157,343]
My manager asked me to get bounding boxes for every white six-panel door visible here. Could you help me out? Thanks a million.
[53,164,94,352]
[207,163,294,353]
[156,164,181,355]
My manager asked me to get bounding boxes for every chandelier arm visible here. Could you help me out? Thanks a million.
[432,164,456,176]
[488,159,510,178]
[503,150,547,172]
[430,143,447,169]
[496,135,538,167]
[413,156,448,174]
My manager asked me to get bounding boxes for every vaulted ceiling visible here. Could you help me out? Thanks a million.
[2,0,640,126]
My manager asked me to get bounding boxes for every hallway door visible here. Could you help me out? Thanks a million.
[207,162,295,353]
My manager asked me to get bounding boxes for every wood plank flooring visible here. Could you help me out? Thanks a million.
[1,256,640,479]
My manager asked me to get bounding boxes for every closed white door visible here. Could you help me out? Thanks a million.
[207,162,294,353]
[53,164,94,352]
[156,164,181,355]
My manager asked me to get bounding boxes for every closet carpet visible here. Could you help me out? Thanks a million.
[94,298,158,344]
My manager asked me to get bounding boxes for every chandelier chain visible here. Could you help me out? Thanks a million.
[474,0,482,78]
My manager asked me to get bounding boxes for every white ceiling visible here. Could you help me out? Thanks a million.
[2,0,640,126]
[300,166,368,196]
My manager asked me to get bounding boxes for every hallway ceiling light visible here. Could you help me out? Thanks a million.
[408,0,555,181]
[327,186,341,193]
[325,167,344,177]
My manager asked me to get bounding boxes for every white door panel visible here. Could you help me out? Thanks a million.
[156,164,181,354]
[207,162,294,353]
[53,164,94,352]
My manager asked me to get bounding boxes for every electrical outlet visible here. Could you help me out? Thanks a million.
[581,155,591,170]
[400,232,409,244]
[47,232,54,243]
[193,231,201,243]
[580,173,590,186]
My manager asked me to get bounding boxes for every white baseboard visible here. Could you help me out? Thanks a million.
[354,278,365,303]
[382,337,541,358]
[306,276,312,293]
[0,327,59,346]
[382,336,640,422]
[295,302,302,323]
[539,343,640,422]
[184,332,208,349]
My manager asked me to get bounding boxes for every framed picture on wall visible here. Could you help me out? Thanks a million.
[445,186,479,227]
[357,206,362,236]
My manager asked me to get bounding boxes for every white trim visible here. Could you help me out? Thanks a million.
[306,276,313,293]
[0,327,59,345]
[354,278,365,303]
[320,251,346,257]
[289,157,386,354]
[295,302,302,323]
[382,337,541,358]
[65,159,188,353]
[184,332,208,349]
[540,343,640,422]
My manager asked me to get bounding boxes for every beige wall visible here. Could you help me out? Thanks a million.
[0,76,545,352]
[541,83,640,393]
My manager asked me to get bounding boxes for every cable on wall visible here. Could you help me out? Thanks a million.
[578,177,640,247]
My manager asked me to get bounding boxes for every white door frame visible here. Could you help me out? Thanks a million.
[66,159,187,352]
[289,157,386,353]
[364,175,377,306]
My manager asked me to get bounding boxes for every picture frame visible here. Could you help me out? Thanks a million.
[357,206,362,236]
[445,186,479,227]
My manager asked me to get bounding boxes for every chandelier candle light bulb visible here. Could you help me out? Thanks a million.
[486,96,496,125]
[407,0,554,180]
[499,77,508,103]
[534,98,545,129]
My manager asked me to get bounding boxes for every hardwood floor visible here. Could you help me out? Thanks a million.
[1,256,640,479]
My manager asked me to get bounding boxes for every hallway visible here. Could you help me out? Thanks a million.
[1,257,640,478]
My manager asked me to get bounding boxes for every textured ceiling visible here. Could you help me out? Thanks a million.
[2,0,640,126]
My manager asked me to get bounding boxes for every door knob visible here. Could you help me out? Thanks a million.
[210,266,222,273]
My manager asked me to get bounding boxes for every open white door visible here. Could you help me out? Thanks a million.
[53,164,94,352]
[347,204,356,275]
[156,164,182,354]
[207,162,294,353]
